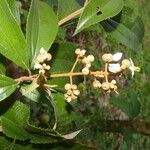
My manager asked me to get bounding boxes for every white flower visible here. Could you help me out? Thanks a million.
[129,58,140,78]
[108,63,121,73]
[112,53,122,62]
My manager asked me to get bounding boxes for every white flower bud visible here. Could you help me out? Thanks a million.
[121,64,127,70]
[82,67,90,75]
[40,47,46,54]
[93,80,101,88]
[87,55,95,62]
[46,53,52,61]
[73,89,80,96]
[111,80,116,85]
[71,84,77,90]
[102,82,110,91]
[86,63,91,68]
[44,65,50,70]
[37,55,46,63]
[75,48,81,55]
[102,54,113,62]
[65,83,72,90]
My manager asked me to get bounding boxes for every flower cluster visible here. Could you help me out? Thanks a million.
[75,48,95,75]
[93,79,117,93]
[102,53,140,77]
[34,48,52,74]
[64,83,80,102]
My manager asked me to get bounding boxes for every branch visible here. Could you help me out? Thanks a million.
[58,0,89,26]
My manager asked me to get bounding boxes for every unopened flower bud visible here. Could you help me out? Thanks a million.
[73,90,80,96]
[65,83,72,90]
[82,67,90,75]
[102,82,110,91]
[87,55,95,62]
[111,80,116,85]
[102,54,113,62]
[121,64,127,70]
[93,80,101,88]
[72,84,77,90]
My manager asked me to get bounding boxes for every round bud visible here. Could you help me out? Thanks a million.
[102,82,110,91]
[86,63,91,68]
[93,80,101,88]
[72,84,77,90]
[111,80,116,85]
[75,48,81,55]
[34,63,42,69]
[65,83,72,90]
[39,69,45,74]
[73,89,80,96]
[46,53,52,61]
[110,83,115,89]
[45,65,50,70]
[82,67,90,75]
[122,59,131,68]
[87,55,95,62]
[102,54,113,62]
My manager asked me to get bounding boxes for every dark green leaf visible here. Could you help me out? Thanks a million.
[0,0,28,69]
[0,75,18,102]
[26,0,58,67]
[1,101,31,140]
[58,0,81,20]
[74,0,124,35]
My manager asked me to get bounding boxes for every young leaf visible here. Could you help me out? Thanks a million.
[0,0,28,69]
[74,0,124,35]
[0,75,18,102]
[58,0,81,20]
[26,0,58,68]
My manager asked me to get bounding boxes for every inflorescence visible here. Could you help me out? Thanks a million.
[34,48,140,103]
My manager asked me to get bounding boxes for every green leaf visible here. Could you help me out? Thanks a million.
[1,101,61,143]
[74,0,124,35]
[101,17,144,50]
[1,101,31,140]
[52,93,77,134]
[110,91,141,119]
[0,0,28,69]
[58,0,81,20]
[0,55,6,75]
[0,75,18,102]
[26,0,58,68]
[7,0,21,24]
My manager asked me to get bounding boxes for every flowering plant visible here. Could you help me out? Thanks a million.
[0,0,147,149]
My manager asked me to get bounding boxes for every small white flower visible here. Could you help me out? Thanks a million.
[112,53,122,62]
[129,58,140,78]
[108,63,121,73]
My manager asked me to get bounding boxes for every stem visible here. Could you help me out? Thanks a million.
[70,56,79,84]
[105,63,108,82]
[58,0,89,26]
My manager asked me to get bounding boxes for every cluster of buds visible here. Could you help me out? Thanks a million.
[34,48,52,74]
[64,83,80,102]
[93,79,117,93]
[75,48,95,75]
[102,53,140,77]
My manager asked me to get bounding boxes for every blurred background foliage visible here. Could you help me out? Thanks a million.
[0,0,150,149]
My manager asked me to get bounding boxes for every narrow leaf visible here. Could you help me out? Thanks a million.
[74,0,124,35]
[0,0,28,69]
[26,0,58,67]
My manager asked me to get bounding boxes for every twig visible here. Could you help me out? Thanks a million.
[58,0,89,26]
